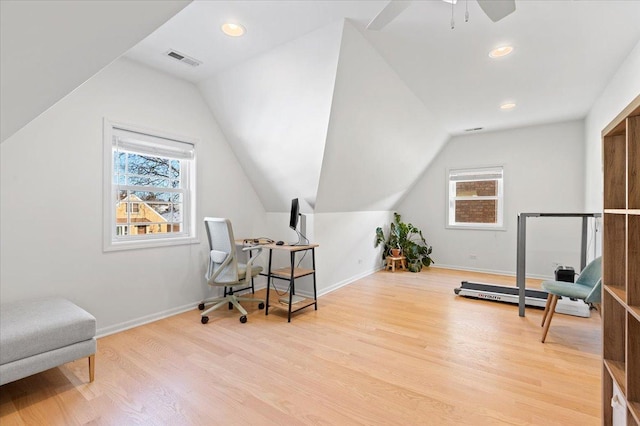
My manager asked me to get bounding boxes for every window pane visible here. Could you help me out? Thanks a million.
[113,152,126,184]
[455,180,497,197]
[117,153,181,188]
[107,124,194,248]
[455,200,497,224]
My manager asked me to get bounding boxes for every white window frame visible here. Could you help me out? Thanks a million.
[446,166,505,230]
[103,119,198,251]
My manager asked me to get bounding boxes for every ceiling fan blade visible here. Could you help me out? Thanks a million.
[366,0,413,31]
[476,0,516,22]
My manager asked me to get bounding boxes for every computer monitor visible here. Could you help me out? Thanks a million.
[289,198,299,230]
[288,198,308,245]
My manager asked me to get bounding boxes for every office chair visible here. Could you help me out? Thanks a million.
[540,256,602,343]
[198,217,265,324]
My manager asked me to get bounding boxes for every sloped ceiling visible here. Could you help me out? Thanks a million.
[120,0,640,214]
[123,1,640,136]
[0,0,191,142]
[199,22,344,213]
[200,20,447,213]
[3,1,640,215]
[315,21,448,212]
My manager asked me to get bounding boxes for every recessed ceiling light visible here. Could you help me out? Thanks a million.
[500,102,516,110]
[489,46,514,58]
[221,23,245,37]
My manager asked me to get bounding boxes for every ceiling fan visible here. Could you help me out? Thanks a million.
[366,0,516,31]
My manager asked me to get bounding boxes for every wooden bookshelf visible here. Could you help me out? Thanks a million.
[602,94,640,426]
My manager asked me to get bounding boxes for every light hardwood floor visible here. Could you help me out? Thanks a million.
[0,268,602,425]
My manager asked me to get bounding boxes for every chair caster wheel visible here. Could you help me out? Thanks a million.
[228,302,233,310]
[201,316,209,324]
[258,302,265,310]
[198,303,205,310]
[239,315,247,323]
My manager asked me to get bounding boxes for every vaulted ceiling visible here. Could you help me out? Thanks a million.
[125,0,640,135]
[0,0,191,143]
[2,0,640,213]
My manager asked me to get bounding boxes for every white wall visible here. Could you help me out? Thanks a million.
[0,58,266,335]
[585,40,640,212]
[312,211,392,293]
[397,120,588,278]
[199,21,343,213]
[316,21,448,213]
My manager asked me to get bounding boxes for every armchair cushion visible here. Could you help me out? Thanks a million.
[541,281,592,300]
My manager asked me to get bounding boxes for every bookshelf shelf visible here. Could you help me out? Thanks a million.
[602,94,640,426]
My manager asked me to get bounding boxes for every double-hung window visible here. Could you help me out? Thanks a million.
[447,166,504,230]
[104,121,197,251]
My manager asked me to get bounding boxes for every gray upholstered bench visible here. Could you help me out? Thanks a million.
[0,297,96,386]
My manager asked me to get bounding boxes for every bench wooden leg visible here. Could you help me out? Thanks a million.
[88,354,95,382]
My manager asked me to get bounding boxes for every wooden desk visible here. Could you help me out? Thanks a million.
[263,243,318,322]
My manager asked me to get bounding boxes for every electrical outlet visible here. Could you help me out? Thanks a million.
[469,254,477,260]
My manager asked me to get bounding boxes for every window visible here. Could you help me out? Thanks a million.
[447,166,504,229]
[104,121,197,251]
[125,203,140,213]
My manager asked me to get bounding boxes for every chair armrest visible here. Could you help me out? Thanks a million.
[241,245,263,254]
[242,246,263,272]
[206,251,233,282]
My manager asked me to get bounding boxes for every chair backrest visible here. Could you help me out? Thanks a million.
[204,217,239,284]
[576,256,602,304]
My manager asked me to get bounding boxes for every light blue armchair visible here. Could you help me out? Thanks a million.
[540,256,602,343]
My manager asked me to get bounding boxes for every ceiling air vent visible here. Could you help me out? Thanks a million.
[464,127,484,132]
[165,49,202,67]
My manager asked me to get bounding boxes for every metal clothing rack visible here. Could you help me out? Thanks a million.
[516,212,601,317]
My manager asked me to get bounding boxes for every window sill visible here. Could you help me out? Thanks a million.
[103,236,200,252]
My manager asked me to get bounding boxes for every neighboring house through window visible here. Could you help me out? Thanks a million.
[103,120,197,251]
[447,166,504,229]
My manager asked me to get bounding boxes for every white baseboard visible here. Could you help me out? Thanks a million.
[434,263,553,281]
[316,267,383,297]
[96,302,200,338]
[96,283,272,338]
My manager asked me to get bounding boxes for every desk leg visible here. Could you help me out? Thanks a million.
[288,251,295,322]
[580,216,588,272]
[516,215,527,317]
[248,248,256,294]
[312,248,317,310]
[265,249,273,316]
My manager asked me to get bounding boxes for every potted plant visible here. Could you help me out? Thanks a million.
[375,213,434,272]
